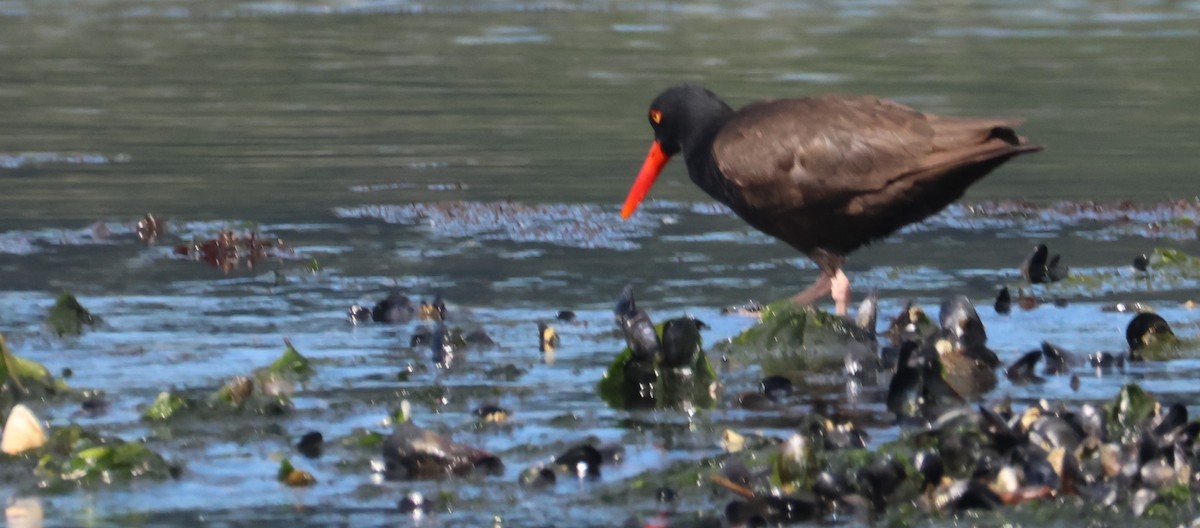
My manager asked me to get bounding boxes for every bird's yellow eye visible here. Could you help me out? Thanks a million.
[649,110,663,125]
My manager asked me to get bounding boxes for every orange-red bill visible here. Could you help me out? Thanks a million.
[620,141,672,219]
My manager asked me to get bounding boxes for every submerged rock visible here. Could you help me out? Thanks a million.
[381,421,503,480]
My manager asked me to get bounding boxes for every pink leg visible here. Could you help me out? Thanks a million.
[830,268,851,316]
[791,273,832,306]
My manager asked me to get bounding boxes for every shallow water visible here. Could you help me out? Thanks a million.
[2,0,1200,525]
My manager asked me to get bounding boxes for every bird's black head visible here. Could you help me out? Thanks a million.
[646,85,733,156]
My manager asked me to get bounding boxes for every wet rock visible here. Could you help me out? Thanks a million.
[519,466,557,489]
[555,310,576,322]
[736,391,774,410]
[464,328,494,345]
[1133,253,1150,272]
[372,293,416,323]
[381,421,503,480]
[555,444,603,479]
[80,396,109,416]
[296,431,323,458]
[760,375,794,401]
[347,304,371,323]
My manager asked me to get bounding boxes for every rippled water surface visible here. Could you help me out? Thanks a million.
[2,0,1199,525]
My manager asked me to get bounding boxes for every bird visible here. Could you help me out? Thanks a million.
[620,85,1042,315]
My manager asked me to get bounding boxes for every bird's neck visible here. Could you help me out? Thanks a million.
[682,114,734,206]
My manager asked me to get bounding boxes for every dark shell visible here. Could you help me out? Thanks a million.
[1132,253,1150,272]
[1040,341,1074,375]
[1126,312,1173,353]
[614,286,660,362]
[939,294,987,350]
[914,450,945,489]
[296,431,323,458]
[993,286,1012,315]
[1021,243,1067,284]
[1005,350,1044,384]
[660,316,702,368]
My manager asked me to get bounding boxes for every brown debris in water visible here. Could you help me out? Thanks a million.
[173,230,293,273]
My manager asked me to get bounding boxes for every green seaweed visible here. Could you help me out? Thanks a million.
[32,424,176,491]
[267,339,313,379]
[717,300,876,378]
[0,333,68,413]
[46,292,97,337]
[142,391,190,421]
[1106,383,1157,444]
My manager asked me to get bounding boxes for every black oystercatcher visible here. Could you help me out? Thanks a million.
[621,85,1042,314]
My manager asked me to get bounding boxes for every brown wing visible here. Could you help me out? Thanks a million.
[711,94,1040,254]
[713,94,939,210]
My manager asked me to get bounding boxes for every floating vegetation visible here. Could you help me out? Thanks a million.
[46,292,97,337]
[917,199,1200,240]
[173,229,296,273]
[142,340,312,421]
[333,201,649,250]
[0,333,67,409]
[27,424,177,492]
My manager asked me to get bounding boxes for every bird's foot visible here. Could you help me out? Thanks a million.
[831,269,851,316]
